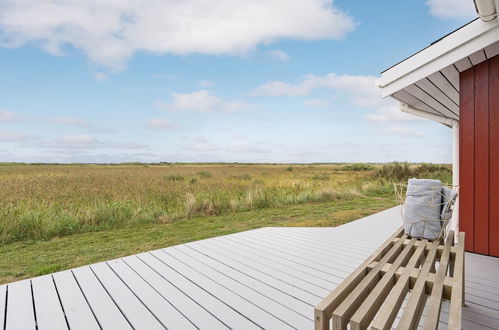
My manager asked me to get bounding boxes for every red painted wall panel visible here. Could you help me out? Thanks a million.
[490,55,499,257]
[460,54,499,257]
[460,67,475,252]
[473,61,489,255]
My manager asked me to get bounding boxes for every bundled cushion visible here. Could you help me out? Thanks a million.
[441,186,458,222]
[403,178,443,240]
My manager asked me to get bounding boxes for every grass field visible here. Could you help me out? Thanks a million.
[0,162,451,284]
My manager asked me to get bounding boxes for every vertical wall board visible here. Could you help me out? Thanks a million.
[460,54,499,257]
[473,60,490,255]
[460,67,475,252]
[489,55,499,257]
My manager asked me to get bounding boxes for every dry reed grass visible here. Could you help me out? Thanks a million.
[0,162,450,243]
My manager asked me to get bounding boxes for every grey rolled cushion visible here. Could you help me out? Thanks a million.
[403,178,443,240]
[441,186,458,222]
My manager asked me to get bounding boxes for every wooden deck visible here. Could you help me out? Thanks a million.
[1,207,498,329]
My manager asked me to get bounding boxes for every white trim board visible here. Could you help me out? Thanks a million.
[379,18,499,98]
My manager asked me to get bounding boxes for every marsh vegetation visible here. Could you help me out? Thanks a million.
[0,162,451,283]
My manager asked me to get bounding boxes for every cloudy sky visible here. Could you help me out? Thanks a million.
[0,0,475,163]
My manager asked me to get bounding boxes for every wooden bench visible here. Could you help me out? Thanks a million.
[314,227,465,330]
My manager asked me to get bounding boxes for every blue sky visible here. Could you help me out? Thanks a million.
[0,0,475,163]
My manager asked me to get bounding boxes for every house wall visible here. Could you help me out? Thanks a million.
[460,53,499,257]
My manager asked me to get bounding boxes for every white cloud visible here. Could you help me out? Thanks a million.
[156,90,250,113]
[0,130,31,141]
[151,73,178,80]
[426,0,476,19]
[253,72,434,123]
[252,80,310,96]
[147,118,177,130]
[181,142,220,152]
[268,49,290,62]
[41,135,147,149]
[0,0,355,70]
[0,110,18,121]
[93,72,109,81]
[304,98,330,108]
[199,80,214,88]
[388,125,423,137]
[253,72,393,116]
[365,105,426,123]
[53,117,93,128]
[179,139,269,154]
[51,117,116,133]
[253,73,380,107]
[227,144,270,154]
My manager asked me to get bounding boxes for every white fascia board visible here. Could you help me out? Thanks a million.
[379,18,499,97]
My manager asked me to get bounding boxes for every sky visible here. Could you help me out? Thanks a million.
[0,0,476,163]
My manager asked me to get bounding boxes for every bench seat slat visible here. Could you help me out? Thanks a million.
[423,234,454,329]
[396,235,443,330]
[371,239,430,330]
[448,232,465,330]
[315,228,465,330]
[314,227,404,329]
[332,234,408,330]
[350,238,418,329]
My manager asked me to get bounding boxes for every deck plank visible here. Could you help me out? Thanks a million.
[168,245,311,329]
[187,243,322,306]
[90,262,166,330]
[52,270,100,330]
[215,236,342,287]
[31,275,68,330]
[225,232,356,275]
[137,252,260,329]
[4,280,36,330]
[106,258,197,330]
[151,249,291,330]
[193,238,329,298]
[0,284,6,329]
[1,207,499,329]
[122,255,228,329]
[72,266,133,329]
[174,244,312,319]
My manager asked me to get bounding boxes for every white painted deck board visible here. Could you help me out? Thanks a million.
[106,258,197,330]
[137,252,259,329]
[168,246,312,328]
[72,266,133,329]
[89,262,166,330]
[241,228,374,267]
[4,280,36,330]
[187,242,323,306]
[162,248,301,329]
[1,206,499,329]
[222,235,350,282]
[52,270,100,330]
[0,284,6,329]
[173,244,313,321]
[197,238,331,297]
[213,236,343,288]
[151,249,289,330]
[31,275,68,330]
[122,255,228,329]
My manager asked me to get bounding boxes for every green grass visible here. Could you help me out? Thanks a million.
[0,192,397,284]
[0,163,382,244]
[0,162,452,284]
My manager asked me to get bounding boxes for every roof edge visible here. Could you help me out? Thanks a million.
[379,18,499,97]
